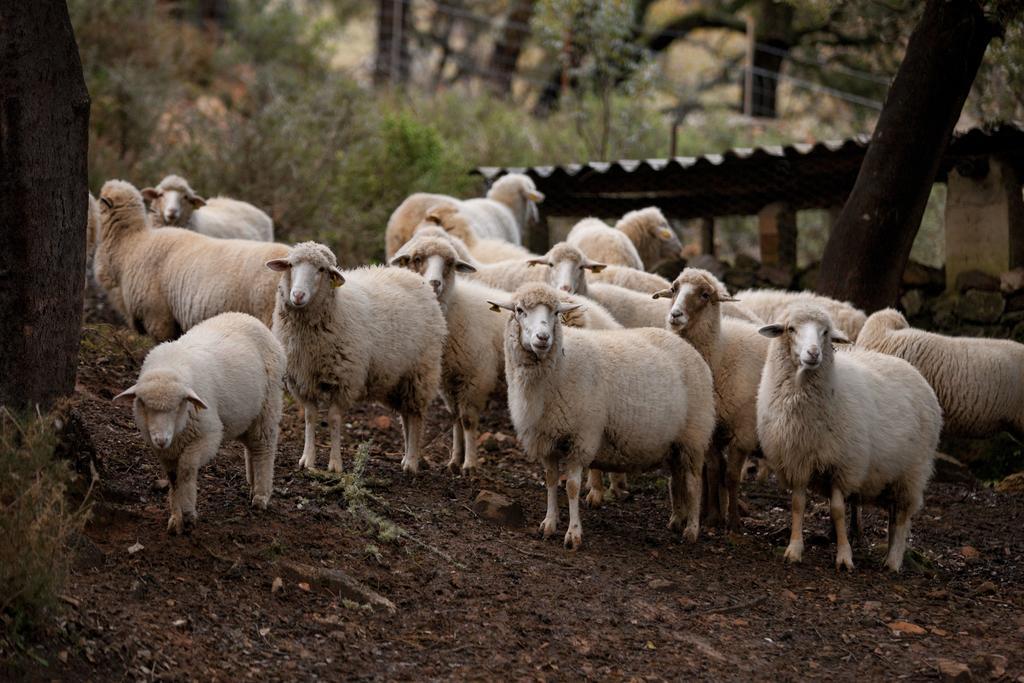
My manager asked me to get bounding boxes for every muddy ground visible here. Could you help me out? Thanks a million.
[4,319,1024,681]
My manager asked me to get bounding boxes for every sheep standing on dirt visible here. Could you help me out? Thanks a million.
[142,174,274,242]
[94,180,289,340]
[736,288,867,341]
[756,304,941,571]
[267,242,445,474]
[857,308,1024,439]
[114,312,285,534]
[656,268,770,529]
[491,283,715,549]
[384,173,543,257]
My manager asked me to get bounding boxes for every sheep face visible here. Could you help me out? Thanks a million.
[141,176,206,226]
[489,286,580,360]
[653,220,683,260]
[656,269,735,333]
[390,237,476,300]
[759,305,849,371]
[423,204,475,246]
[528,244,606,295]
[115,376,207,451]
[267,242,344,309]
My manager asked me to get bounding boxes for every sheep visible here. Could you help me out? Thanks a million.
[114,312,285,534]
[267,241,446,475]
[419,204,535,263]
[94,180,289,341]
[756,304,941,571]
[566,217,645,270]
[857,308,1024,440]
[615,208,683,270]
[384,173,543,257]
[587,265,674,295]
[490,283,716,549]
[735,288,867,341]
[86,193,100,259]
[655,268,770,529]
[141,174,274,242]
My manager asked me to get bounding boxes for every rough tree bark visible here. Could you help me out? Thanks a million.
[0,0,90,410]
[486,0,537,98]
[816,0,996,312]
[374,0,412,86]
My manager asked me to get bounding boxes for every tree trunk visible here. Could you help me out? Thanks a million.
[816,0,995,313]
[743,0,795,119]
[0,0,90,410]
[374,0,412,86]
[486,0,537,97]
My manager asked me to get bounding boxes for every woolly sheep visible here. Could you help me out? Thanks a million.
[94,180,289,341]
[142,174,274,242]
[114,312,285,534]
[267,241,446,474]
[615,208,683,269]
[566,217,645,270]
[756,304,941,571]
[857,308,1024,440]
[490,283,715,549]
[655,268,770,529]
[86,193,100,259]
[736,288,867,341]
[586,265,674,295]
[418,204,535,263]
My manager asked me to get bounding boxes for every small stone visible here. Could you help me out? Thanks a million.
[863,601,882,612]
[472,490,525,528]
[647,578,675,592]
[888,620,927,635]
[297,582,311,592]
[996,472,1024,493]
[937,658,973,682]
[956,270,1000,294]
[927,589,949,600]
[901,289,924,317]
[732,618,749,627]
[1006,290,1024,313]
[903,261,945,290]
[1000,267,1024,294]
[371,415,392,430]
[677,596,699,611]
[58,650,68,663]
[930,627,949,637]
[959,546,980,560]
[172,618,187,628]
[985,654,1007,678]
[957,290,1005,324]
[974,581,998,596]
[127,542,144,555]
[271,577,284,594]
[782,589,797,601]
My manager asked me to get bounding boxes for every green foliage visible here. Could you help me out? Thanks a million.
[0,409,89,642]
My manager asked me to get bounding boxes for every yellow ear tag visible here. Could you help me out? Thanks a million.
[330,279,342,289]
[659,227,673,239]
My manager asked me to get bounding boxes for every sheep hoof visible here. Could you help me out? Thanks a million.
[835,545,854,571]
[251,494,270,510]
[152,478,170,492]
[460,464,478,478]
[610,487,631,501]
[297,454,315,470]
[401,457,420,476]
[538,518,557,539]
[563,528,582,551]
[783,542,804,564]
[585,490,603,508]
[327,460,343,474]
[446,459,461,475]
[683,524,700,543]
[167,514,183,535]
[666,515,683,532]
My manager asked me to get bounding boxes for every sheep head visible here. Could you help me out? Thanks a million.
[527,242,606,295]
[141,174,206,227]
[657,268,737,334]
[266,241,344,309]
[115,370,207,451]
[488,283,579,360]
[390,234,476,301]
[759,303,850,373]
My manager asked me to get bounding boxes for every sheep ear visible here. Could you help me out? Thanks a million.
[99,196,114,209]
[759,324,785,338]
[185,389,208,411]
[526,258,551,268]
[657,226,675,240]
[188,194,207,208]
[556,302,581,315]
[526,189,544,202]
[831,330,851,344]
[582,261,607,273]
[266,259,291,272]
[329,267,345,288]
[652,289,673,299]
[141,188,160,201]
[488,300,515,313]
[455,260,477,274]
[113,385,138,403]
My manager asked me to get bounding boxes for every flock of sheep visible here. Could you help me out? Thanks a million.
[88,172,1024,572]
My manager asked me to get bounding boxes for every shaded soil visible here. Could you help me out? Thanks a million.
[5,321,1024,681]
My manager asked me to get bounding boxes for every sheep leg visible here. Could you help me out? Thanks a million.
[243,429,276,510]
[400,413,424,474]
[447,421,465,473]
[704,448,724,528]
[564,465,583,551]
[585,469,606,507]
[609,473,629,499]
[725,449,747,531]
[298,401,318,469]
[460,412,480,475]
[849,497,865,546]
[668,445,703,543]
[885,504,914,572]
[683,453,703,543]
[830,487,854,571]
[538,459,559,539]
[327,403,343,473]
[784,487,807,563]
[167,456,200,535]
[243,448,253,487]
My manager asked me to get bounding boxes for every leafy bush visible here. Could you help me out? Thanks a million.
[0,409,89,642]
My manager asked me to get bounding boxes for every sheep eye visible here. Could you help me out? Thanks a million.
[700,291,710,301]
[318,267,325,273]
[515,307,524,316]
[787,326,795,333]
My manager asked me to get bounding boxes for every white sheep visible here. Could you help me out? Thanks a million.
[614,208,683,270]
[756,304,941,571]
[114,312,285,534]
[418,204,535,263]
[566,217,645,270]
[94,180,289,341]
[267,242,446,474]
[384,173,543,257]
[142,174,274,242]
[655,268,770,530]
[587,265,675,295]
[736,288,867,341]
[490,283,716,549]
[857,308,1024,440]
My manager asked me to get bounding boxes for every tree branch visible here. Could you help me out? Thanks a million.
[644,10,747,53]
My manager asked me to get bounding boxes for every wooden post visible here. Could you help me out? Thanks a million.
[758,202,796,271]
[700,217,715,256]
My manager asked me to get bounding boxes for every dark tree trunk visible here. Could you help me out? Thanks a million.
[816,0,995,313]
[0,0,90,410]
[375,0,412,86]
[486,0,537,97]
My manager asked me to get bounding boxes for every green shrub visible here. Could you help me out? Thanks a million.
[0,409,89,643]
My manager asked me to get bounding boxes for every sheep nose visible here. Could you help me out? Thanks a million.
[806,347,821,361]
[536,331,550,342]
[292,290,306,304]
[430,279,441,292]
[670,309,684,319]
[559,285,571,292]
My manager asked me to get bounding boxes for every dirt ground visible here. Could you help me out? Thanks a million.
[5,319,1024,681]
